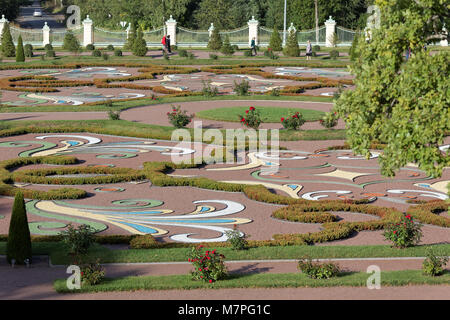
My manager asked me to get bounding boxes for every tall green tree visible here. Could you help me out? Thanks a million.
[0,0,20,20]
[193,0,234,30]
[15,35,24,62]
[1,22,15,57]
[132,28,148,57]
[334,0,450,179]
[6,191,32,265]
[269,26,282,51]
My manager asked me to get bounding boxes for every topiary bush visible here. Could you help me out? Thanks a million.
[313,45,321,52]
[24,44,33,58]
[220,36,235,56]
[63,30,81,53]
[114,49,123,56]
[45,50,56,58]
[15,35,25,62]
[329,49,339,59]
[283,29,300,57]
[207,28,222,51]
[102,52,109,60]
[1,23,15,57]
[6,191,32,265]
[132,28,148,57]
[209,53,218,60]
[85,44,95,51]
[92,49,101,57]
[106,44,114,51]
[44,43,53,52]
[269,27,283,51]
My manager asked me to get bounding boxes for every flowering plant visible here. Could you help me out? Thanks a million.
[167,105,194,128]
[80,259,105,286]
[238,106,262,129]
[383,214,423,248]
[281,111,305,130]
[188,245,227,283]
[319,112,338,129]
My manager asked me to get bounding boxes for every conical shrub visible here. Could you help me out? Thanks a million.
[132,28,148,57]
[208,28,222,51]
[283,29,300,57]
[269,27,282,51]
[15,35,25,62]
[62,30,81,53]
[6,191,32,265]
[124,22,136,51]
[1,23,16,57]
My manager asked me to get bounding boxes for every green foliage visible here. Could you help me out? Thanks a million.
[123,22,136,51]
[114,49,123,56]
[298,257,340,279]
[319,112,338,128]
[45,50,55,58]
[44,43,53,52]
[178,49,188,57]
[422,247,449,277]
[167,105,194,128]
[207,27,222,51]
[61,224,95,257]
[24,43,33,58]
[313,45,321,52]
[329,49,339,59]
[220,36,235,56]
[102,52,109,60]
[349,33,360,61]
[62,30,81,53]
[209,53,218,60]
[1,23,15,57]
[233,80,250,96]
[15,35,24,62]
[187,52,195,60]
[107,109,121,120]
[243,50,252,57]
[224,227,248,250]
[85,44,95,51]
[383,214,423,248]
[238,106,261,129]
[269,27,282,51]
[328,32,339,47]
[6,191,32,265]
[188,245,228,283]
[106,44,114,51]
[283,29,300,57]
[132,28,148,57]
[201,80,219,97]
[281,112,305,130]
[81,260,105,285]
[92,49,101,57]
[129,235,158,249]
[334,0,450,178]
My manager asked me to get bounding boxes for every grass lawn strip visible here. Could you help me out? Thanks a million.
[53,270,450,293]
[196,106,325,123]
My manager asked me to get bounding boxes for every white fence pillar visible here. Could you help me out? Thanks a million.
[208,23,214,37]
[83,15,93,46]
[441,27,448,46]
[42,22,50,46]
[166,15,177,45]
[248,16,259,46]
[0,15,8,40]
[325,16,336,47]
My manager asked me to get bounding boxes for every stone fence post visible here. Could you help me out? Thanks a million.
[0,15,8,40]
[248,16,259,46]
[325,16,336,47]
[83,15,93,46]
[166,15,177,45]
[42,22,50,46]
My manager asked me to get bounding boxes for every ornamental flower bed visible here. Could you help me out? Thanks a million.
[238,106,262,129]
[167,105,194,128]
[188,245,227,283]
[383,214,423,248]
[281,112,305,130]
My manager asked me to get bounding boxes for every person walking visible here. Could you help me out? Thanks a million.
[161,34,167,54]
[306,40,313,60]
[166,34,172,54]
[251,37,257,56]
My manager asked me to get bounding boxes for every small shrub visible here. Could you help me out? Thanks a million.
[224,227,248,250]
[208,28,223,51]
[383,214,423,248]
[283,29,300,57]
[233,80,250,96]
[320,112,338,129]
[102,52,109,60]
[108,109,121,120]
[313,45,321,52]
[6,191,32,265]
[106,44,114,51]
[209,53,218,60]
[44,43,54,51]
[178,49,188,57]
[81,260,105,286]
[45,50,55,58]
[298,257,340,279]
[85,44,95,51]
[281,112,305,130]
[63,30,81,53]
[61,224,95,257]
[167,105,194,128]
[187,52,195,59]
[329,50,339,59]
[132,28,148,57]
[24,44,33,57]
[220,36,235,56]
[201,80,219,97]
[264,49,279,60]
[92,49,101,57]
[129,235,158,249]
[114,49,123,57]
[270,88,280,96]
[268,27,283,51]
[238,106,262,129]
[104,99,113,107]
[188,245,227,283]
[422,247,449,276]
[15,35,25,62]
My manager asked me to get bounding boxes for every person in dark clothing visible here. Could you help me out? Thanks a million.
[251,37,257,56]
[166,34,171,54]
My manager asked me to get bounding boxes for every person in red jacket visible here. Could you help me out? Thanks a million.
[161,35,167,54]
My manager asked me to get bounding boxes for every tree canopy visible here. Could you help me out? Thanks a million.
[333,0,450,178]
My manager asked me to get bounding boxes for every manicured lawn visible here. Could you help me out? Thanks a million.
[1,242,448,265]
[53,270,450,293]
[0,119,346,142]
[196,106,325,123]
